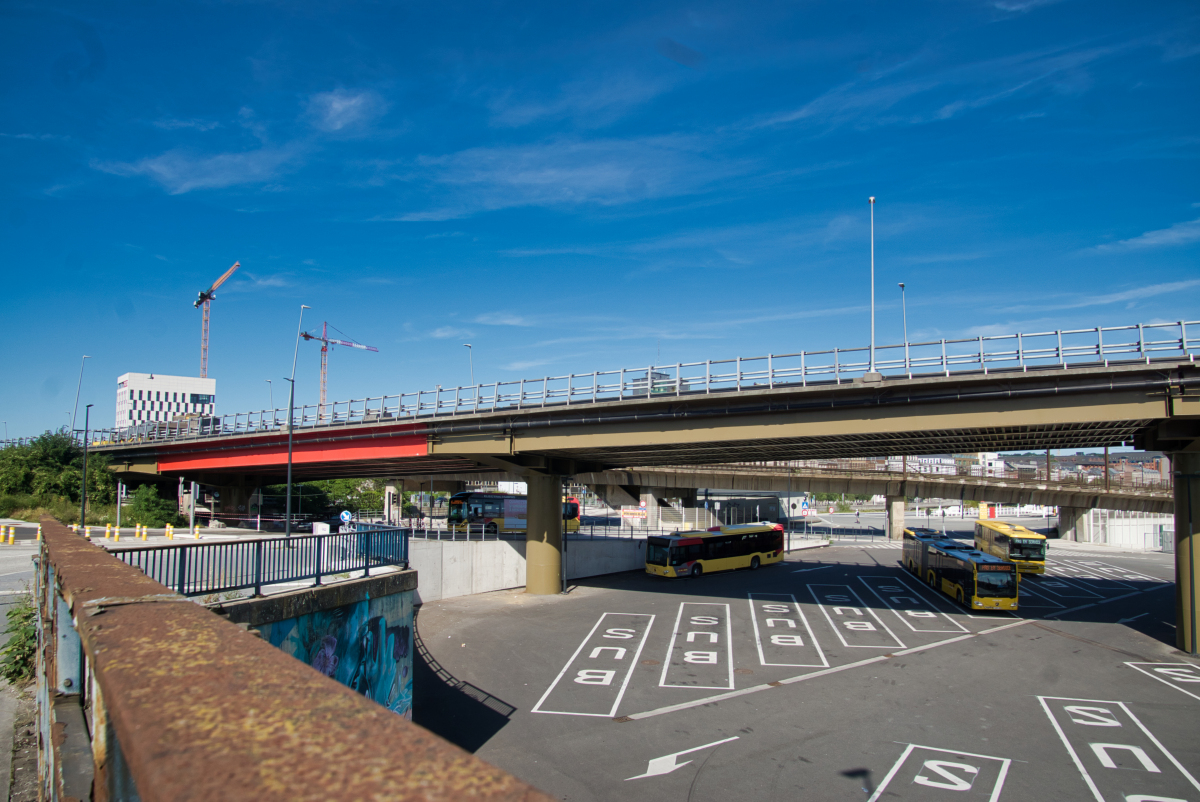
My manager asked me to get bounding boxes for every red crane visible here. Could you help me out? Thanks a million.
[301,322,379,420]
[193,261,241,378]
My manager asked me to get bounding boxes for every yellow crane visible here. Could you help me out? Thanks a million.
[193,261,240,378]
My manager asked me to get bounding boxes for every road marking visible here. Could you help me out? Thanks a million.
[1043,585,1171,619]
[1014,582,1066,609]
[808,584,905,649]
[660,603,734,690]
[791,566,831,574]
[867,744,1011,802]
[624,736,739,780]
[532,612,654,717]
[1039,696,1200,802]
[1125,662,1200,702]
[858,576,968,633]
[1029,575,1103,599]
[747,593,827,668]
[620,620,1031,721]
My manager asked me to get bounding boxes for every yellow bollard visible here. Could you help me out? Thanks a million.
[195,525,200,539]
[7,532,12,546]
[114,530,120,542]
[84,525,91,539]
[36,524,42,541]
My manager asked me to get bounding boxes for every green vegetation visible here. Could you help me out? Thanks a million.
[259,478,397,517]
[127,484,186,528]
[835,500,852,513]
[811,492,871,502]
[0,430,117,524]
[0,591,36,684]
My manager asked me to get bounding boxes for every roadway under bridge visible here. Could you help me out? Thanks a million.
[95,357,1200,652]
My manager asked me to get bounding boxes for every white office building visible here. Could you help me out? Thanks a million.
[116,373,216,428]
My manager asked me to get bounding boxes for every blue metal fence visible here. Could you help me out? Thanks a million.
[113,526,409,598]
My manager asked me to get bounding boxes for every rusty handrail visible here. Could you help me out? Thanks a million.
[35,517,552,802]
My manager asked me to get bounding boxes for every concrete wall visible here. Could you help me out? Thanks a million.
[216,571,417,719]
[409,537,647,603]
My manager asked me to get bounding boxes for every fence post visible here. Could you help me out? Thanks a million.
[254,539,263,597]
[315,534,323,586]
[363,530,372,578]
[176,547,188,596]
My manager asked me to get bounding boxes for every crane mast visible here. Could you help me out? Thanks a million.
[194,261,241,378]
[300,322,378,421]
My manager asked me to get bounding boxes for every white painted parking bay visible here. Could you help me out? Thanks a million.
[808,584,905,649]
[858,575,968,633]
[660,602,734,689]
[747,592,828,668]
[532,612,654,717]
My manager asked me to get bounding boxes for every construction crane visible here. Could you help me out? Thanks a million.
[193,261,241,378]
[301,322,379,420]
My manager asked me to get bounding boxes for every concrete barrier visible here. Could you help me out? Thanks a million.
[409,537,647,603]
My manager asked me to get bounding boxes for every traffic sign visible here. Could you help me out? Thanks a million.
[639,500,647,508]
[339,510,353,523]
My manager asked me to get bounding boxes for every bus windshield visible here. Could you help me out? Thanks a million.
[646,539,671,566]
[448,499,466,522]
[1009,539,1045,560]
[976,570,1017,598]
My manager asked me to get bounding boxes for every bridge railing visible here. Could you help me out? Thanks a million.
[110,524,408,598]
[83,319,1199,446]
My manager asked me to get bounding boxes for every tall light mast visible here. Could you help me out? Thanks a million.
[194,261,241,378]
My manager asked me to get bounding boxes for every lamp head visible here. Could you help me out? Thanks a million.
[898,282,905,289]
[869,196,875,203]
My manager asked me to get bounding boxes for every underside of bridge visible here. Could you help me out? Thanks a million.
[97,358,1200,650]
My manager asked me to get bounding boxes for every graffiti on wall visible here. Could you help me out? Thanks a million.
[258,591,414,719]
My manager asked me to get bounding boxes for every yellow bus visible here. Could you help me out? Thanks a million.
[645,523,785,578]
[974,520,1047,574]
[903,530,1018,611]
[446,492,580,534]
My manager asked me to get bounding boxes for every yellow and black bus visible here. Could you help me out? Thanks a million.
[974,520,1047,574]
[645,524,785,578]
[447,492,580,534]
[903,531,1019,611]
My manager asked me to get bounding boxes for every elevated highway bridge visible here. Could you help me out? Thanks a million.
[91,320,1200,651]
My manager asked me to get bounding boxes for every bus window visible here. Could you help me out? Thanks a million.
[976,568,1016,597]
[1010,538,1045,560]
[482,499,503,517]
[562,501,580,520]
[671,544,701,565]
[646,539,670,566]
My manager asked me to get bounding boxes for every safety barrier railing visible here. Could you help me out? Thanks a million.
[111,525,408,597]
[83,319,1199,447]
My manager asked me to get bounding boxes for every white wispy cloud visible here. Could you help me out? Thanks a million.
[94,144,305,194]
[152,118,220,131]
[488,72,677,129]
[1092,217,1200,252]
[385,135,746,221]
[1005,279,1200,313]
[306,89,386,133]
[755,41,1125,132]
[430,326,472,339]
[475,312,532,326]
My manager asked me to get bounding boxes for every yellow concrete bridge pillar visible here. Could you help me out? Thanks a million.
[525,473,563,595]
[1174,451,1200,655]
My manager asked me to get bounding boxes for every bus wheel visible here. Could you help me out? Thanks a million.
[485,523,498,536]
[957,589,965,605]
[690,564,702,578]
[750,556,760,570]
[928,571,936,587]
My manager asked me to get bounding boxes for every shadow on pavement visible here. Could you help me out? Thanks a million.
[412,608,515,753]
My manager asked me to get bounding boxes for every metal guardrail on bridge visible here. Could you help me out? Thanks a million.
[84,319,1199,446]
[111,524,408,598]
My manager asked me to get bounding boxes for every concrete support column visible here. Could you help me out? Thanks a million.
[640,491,660,530]
[886,495,905,540]
[525,474,563,595]
[1173,452,1199,655]
[1058,506,1090,543]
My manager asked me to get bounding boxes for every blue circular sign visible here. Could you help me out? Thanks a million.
[339,510,353,523]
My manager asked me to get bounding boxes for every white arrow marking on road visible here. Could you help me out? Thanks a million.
[1118,612,1149,623]
[792,566,831,574]
[625,736,740,780]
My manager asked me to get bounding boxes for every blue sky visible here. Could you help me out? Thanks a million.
[2,0,1198,436]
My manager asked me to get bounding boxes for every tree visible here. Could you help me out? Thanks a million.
[0,429,115,505]
[127,485,185,528]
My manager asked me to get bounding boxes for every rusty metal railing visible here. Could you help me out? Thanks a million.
[34,517,553,802]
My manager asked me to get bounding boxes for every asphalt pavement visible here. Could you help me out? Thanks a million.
[412,539,1195,802]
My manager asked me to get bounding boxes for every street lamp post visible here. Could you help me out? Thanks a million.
[899,282,908,376]
[71,355,92,433]
[869,197,877,375]
[80,404,93,531]
[463,344,474,387]
[266,379,273,411]
[285,305,311,539]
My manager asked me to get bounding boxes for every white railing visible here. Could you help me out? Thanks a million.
[85,319,1198,447]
